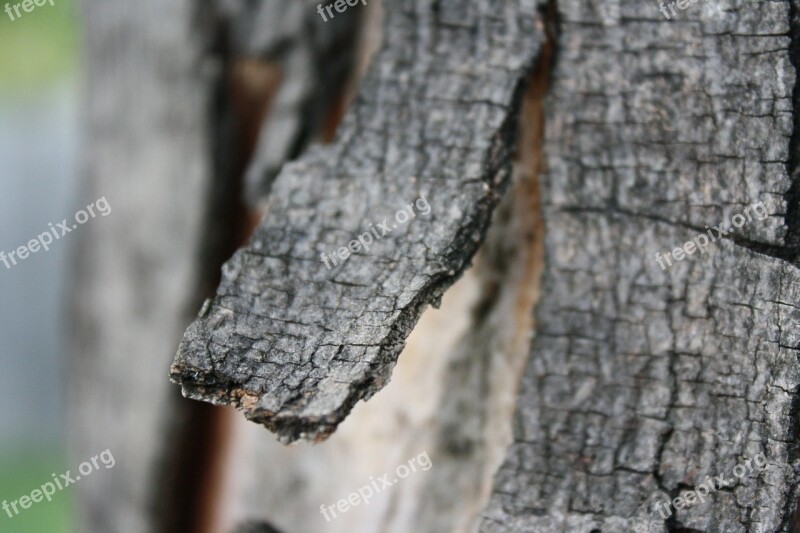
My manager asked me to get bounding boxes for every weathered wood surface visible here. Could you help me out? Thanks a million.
[481,1,800,531]
[75,0,800,530]
[171,0,545,443]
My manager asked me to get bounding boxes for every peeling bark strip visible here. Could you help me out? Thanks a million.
[172,0,546,443]
[482,1,800,532]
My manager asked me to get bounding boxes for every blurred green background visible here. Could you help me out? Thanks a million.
[0,0,77,89]
[0,0,79,531]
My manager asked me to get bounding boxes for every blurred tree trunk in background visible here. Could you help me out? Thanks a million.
[72,1,800,533]
[71,0,218,530]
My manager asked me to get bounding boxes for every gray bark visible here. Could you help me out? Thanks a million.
[73,0,800,531]
[170,0,545,444]
[481,1,800,531]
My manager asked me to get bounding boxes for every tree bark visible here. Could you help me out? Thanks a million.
[74,0,800,531]
[170,0,545,444]
[481,1,800,531]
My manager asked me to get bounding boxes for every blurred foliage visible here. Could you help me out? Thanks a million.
[0,3,77,532]
[0,449,71,532]
[0,0,77,90]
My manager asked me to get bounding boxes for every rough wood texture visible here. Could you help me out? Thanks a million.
[218,106,544,533]
[171,0,546,443]
[481,1,800,531]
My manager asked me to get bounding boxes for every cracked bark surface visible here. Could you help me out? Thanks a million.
[481,1,800,531]
[171,0,546,443]
[74,0,800,530]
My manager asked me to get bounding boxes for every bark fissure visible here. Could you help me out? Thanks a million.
[414,4,553,527]
[561,204,796,263]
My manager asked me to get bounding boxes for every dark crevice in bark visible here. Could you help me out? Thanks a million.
[780,3,800,531]
[155,6,252,532]
[666,483,699,533]
[780,377,800,532]
[542,0,560,75]
[653,272,678,528]
[560,204,797,263]
[233,521,284,533]
[784,0,800,262]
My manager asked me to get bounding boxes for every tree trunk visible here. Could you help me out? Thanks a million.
[73,0,800,532]
[482,1,800,531]
[71,0,218,530]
